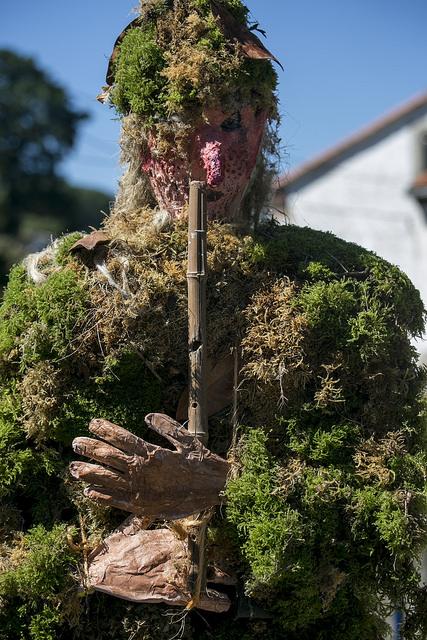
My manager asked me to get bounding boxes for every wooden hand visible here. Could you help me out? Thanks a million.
[86,515,231,612]
[70,413,230,521]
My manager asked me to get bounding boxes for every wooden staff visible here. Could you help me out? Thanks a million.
[186,181,209,608]
[187,181,208,445]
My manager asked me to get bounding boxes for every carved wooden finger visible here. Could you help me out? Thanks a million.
[89,418,155,457]
[72,437,131,473]
[145,413,199,451]
[83,486,134,512]
[69,461,129,492]
[87,516,231,613]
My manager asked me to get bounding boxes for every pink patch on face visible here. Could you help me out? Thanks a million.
[200,141,223,187]
[141,106,268,220]
[141,155,153,174]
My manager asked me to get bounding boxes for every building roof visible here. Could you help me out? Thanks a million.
[277,92,427,192]
[413,170,427,189]
[411,170,427,200]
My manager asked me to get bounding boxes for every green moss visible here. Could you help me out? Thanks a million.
[255,223,368,275]
[389,450,427,490]
[50,352,161,445]
[0,524,76,601]
[0,264,89,372]
[55,232,83,266]
[30,269,88,363]
[227,430,305,591]
[0,264,35,362]
[0,524,77,640]
[0,383,59,501]
[297,280,358,349]
[111,25,167,121]
[193,0,249,23]
[226,422,426,636]
[350,487,420,558]
[28,606,61,640]
[301,260,335,282]
[283,417,361,467]
[223,224,427,634]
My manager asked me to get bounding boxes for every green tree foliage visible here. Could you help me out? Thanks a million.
[0,49,112,284]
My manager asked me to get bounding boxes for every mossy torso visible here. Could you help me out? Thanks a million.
[0,219,426,640]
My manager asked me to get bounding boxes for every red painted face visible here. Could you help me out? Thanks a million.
[141,106,268,220]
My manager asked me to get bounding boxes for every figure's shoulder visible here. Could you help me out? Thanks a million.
[249,222,424,331]
[0,233,89,367]
[252,222,383,277]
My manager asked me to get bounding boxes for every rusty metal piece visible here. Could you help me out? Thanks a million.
[210,0,283,69]
[105,17,142,86]
[87,515,231,613]
[70,415,230,521]
[70,230,112,271]
[70,230,110,254]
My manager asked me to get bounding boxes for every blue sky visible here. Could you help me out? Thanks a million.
[1,0,426,195]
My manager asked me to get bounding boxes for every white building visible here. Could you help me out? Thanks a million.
[274,92,427,358]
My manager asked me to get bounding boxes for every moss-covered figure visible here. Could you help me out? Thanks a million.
[1,0,427,638]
